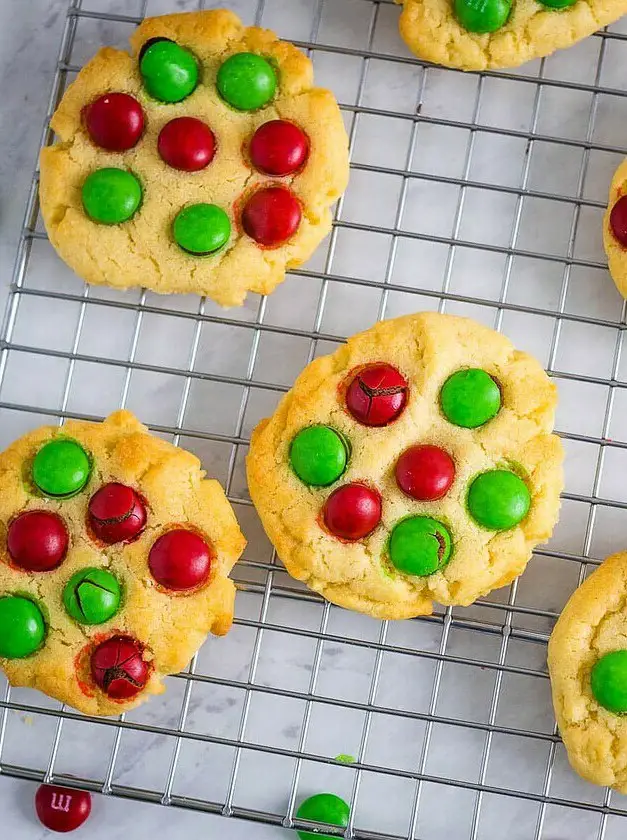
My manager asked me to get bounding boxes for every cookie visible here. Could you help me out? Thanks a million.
[603,159,627,299]
[548,552,627,792]
[0,410,245,715]
[395,0,627,71]
[247,312,563,620]
[39,10,349,307]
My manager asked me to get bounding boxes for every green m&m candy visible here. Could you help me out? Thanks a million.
[63,568,121,625]
[538,0,577,7]
[440,368,501,429]
[140,39,199,103]
[173,203,231,255]
[0,596,46,659]
[217,52,277,111]
[591,650,627,714]
[388,516,452,577]
[82,168,142,225]
[32,438,91,498]
[467,469,530,530]
[289,426,349,487]
[454,0,512,33]
[295,793,350,840]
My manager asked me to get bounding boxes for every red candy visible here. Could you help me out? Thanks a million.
[91,635,148,699]
[83,92,144,152]
[345,363,408,427]
[610,195,627,247]
[35,784,92,833]
[7,510,68,572]
[88,483,147,545]
[241,186,301,247]
[395,444,455,501]
[157,116,216,172]
[249,120,309,176]
[323,483,382,541]
[148,529,212,591]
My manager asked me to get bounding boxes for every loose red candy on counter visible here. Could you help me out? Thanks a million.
[35,784,92,833]
[323,483,382,541]
[83,92,144,152]
[241,186,301,247]
[88,482,147,544]
[7,510,69,572]
[148,528,212,590]
[157,117,216,171]
[249,120,309,176]
[610,195,627,247]
[91,635,148,699]
[395,444,455,501]
[345,363,408,427]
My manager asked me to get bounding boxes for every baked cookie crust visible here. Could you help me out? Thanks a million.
[603,159,627,299]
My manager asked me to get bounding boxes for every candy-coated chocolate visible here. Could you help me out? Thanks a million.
[467,469,530,530]
[7,510,69,572]
[148,529,212,591]
[249,120,309,176]
[173,203,231,255]
[395,444,455,501]
[84,92,144,151]
[241,186,301,247]
[290,426,349,487]
[140,39,198,103]
[610,195,627,247]
[32,438,91,498]
[0,596,46,659]
[440,368,501,429]
[322,483,382,541]
[538,0,577,7]
[388,516,452,576]
[454,0,512,33]
[216,52,277,111]
[63,567,121,625]
[345,363,408,427]
[590,650,627,714]
[82,168,142,225]
[88,482,147,544]
[296,793,350,840]
[35,784,92,834]
[91,635,148,699]
[158,117,216,171]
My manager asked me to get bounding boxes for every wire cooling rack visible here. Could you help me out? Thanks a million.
[3,0,627,837]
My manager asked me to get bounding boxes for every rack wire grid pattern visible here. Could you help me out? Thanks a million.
[3,0,627,838]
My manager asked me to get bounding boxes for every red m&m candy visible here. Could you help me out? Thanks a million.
[148,528,212,591]
[158,117,216,172]
[395,444,455,501]
[610,195,627,247]
[91,635,148,699]
[249,120,309,176]
[84,92,144,152]
[7,510,69,572]
[35,784,92,833]
[88,483,147,545]
[323,483,382,541]
[345,363,408,427]
[241,186,301,247]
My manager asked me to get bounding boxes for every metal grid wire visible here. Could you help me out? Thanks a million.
[3,0,627,837]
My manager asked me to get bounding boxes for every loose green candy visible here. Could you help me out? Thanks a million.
[32,438,91,498]
[388,516,452,577]
[454,0,512,33]
[591,650,627,714]
[440,368,501,429]
[0,596,46,659]
[82,168,142,225]
[63,568,121,625]
[289,426,349,487]
[173,203,231,255]
[467,469,530,530]
[296,793,350,840]
[217,52,277,111]
[140,39,199,103]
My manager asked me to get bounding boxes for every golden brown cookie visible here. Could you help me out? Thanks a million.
[0,410,245,716]
[247,312,563,620]
[603,160,627,299]
[39,10,349,306]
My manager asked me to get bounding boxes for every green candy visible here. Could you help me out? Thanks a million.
[591,650,627,714]
[296,793,350,840]
[217,52,277,111]
[32,438,91,498]
[63,568,121,625]
[0,596,46,659]
[538,0,577,7]
[454,0,512,32]
[140,39,198,103]
[173,203,231,255]
[289,426,349,487]
[388,516,452,577]
[467,469,530,530]
[440,368,501,428]
[82,168,142,225]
